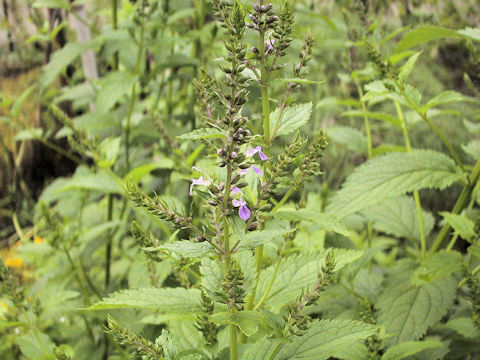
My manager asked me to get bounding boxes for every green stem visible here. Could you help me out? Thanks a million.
[230,324,238,360]
[104,194,114,293]
[394,80,464,171]
[429,156,480,254]
[395,101,426,259]
[259,27,270,148]
[356,81,372,159]
[272,187,295,212]
[112,0,119,70]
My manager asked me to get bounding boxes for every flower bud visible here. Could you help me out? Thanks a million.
[237,182,248,188]
[247,222,259,231]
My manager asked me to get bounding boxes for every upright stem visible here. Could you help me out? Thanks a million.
[356,82,372,159]
[429,156,480,254]
[112,0,119,70]
[104,194,114,292]
[260,27,270,148]
[230,324,238,360]
[395,101,426,259]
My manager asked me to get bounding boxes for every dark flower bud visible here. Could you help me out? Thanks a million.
[247,222,259,231]
[231,152,238,159]
[237,182,248,188]
[208,200,217,206]
[253,4,260,12]
[260,204,272,211]
[239,163,251,169]
[231,174,241,184]
[251,46,259,53]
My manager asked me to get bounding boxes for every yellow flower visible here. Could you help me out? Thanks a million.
[34,236,42,245]
[0,302,8,311]
[5,256,23,269]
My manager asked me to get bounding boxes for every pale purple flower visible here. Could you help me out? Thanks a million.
[231,187,242,194]
[246,145,268,161]
[189,176,210,196]
[239,165,263,176]
[265,39,275,53]
[233,199,251,221]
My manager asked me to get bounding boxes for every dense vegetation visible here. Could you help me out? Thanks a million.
[1,0,480,359]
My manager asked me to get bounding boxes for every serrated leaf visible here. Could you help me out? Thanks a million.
[377,275,456,346]
[462,140,480,160]
[398,51,422,84]
[87,288,201,312]
[412,250,463,285]
[327,126,368,154]
[440,212,476,241]
[326,150,465,218]
[362,196,434,241]
[382,340,446,360]
[14,128,43,141]
[18,332,55,359]
[441,317,480,338]
[270,102,313,139]
[240,229,294,250]
[395,25,460,53]
[177,128,225,140]
[56,171,123,194]
[210,311,265,337]
[342,110,401,127]
[273,209,351,236]
[242,319,376,360]
[146,241,214,258]
[96,72,137,114]
[200,257,225,303]
[423,90,464,111]
[255,250,362,307]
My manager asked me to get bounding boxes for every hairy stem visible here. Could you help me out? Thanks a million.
[356,81,372,159]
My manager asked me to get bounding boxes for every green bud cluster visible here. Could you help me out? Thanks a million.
[359,298,383,359]
[106,316,165,359]
[130,221,162,261]
[260,132,306,200]
[247,3,278,34]
[363,40,398,79]
[285,252,335,336]
[0,260,24,307]
[195,291,219,345]
[126,180,193,230]
[272,4,294,57]
[288,32,314,92]
[222,259,246,311]
[463,263,480,328]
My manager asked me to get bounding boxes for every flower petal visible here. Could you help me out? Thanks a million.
[238,205,251,221]
[245,146,257,157]
[231,187,242,194]
[239,168,249,176]
[258,150,268,161]
[232,199,245,207]
[252,166,263,175]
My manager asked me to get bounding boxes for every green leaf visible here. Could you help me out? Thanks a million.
[32,0,68,8]
[382,340,446,360]
[177,128,225,140]
[361,196,434,241]
[96,72,137,114]
[377,275,456,346]
[42,41,99,86]
[274,78,325,85]
[441,317,480,338]
[273,209,351,236]
[462,140,480,160]
[11,86,35,117]
[327,126,368,154]
[440,212,476,241]
[270,102,313,139]
[18,332,55,359]
[341,110,401,127]
[326,150,465,218]
[200,257,225,303]
[87,288,201,312]
[146,241,214,258]
[97,137,121,169]
[398,51,422,84]
[125,160,175,183]
[56,170,123,194]
[14,128,43,141]
[210,310,265,337]
[458,27,480,41]
[395,25,460,53]
[240,228,294,250]
[423,90,464,111]
[242,319,377,360]
[255,250,362,307]
[412,250,463,285]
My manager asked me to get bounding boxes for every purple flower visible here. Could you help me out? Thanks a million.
[265,39,275,53]
[231,186,242,194]
[233,199,251,221]
[239,165,263,176]
[189,176,210,196]
[246,145,268,161]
